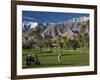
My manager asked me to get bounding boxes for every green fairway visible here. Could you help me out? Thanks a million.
[22,48,89,68]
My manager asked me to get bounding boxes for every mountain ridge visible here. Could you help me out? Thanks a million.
[22,16,89,40]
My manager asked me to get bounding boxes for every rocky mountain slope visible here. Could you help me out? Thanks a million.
[22,16,89,40]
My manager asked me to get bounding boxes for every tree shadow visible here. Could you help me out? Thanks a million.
[23,62,78,68]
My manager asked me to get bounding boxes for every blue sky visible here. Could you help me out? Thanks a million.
[22,11,89,23]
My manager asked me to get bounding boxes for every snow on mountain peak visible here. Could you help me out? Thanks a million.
[28,22,38,28]
[22,21,38,32]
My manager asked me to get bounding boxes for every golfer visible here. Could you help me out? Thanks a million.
[58,52,61,63]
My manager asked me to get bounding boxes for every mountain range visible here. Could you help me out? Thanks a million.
[22,16,89,40]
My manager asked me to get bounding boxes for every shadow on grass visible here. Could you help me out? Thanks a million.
[38,53,77,57]
[22,53,77,58]
[22,62,78,69]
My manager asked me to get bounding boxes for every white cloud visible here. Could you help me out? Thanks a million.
[23,16,35,21]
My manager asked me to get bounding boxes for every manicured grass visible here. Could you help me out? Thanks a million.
[22,48,89,68]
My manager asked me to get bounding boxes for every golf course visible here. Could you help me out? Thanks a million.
[22,11,89,69]
[22,48,89,68]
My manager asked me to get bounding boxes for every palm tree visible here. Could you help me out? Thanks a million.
[32,28,42,51]
[80,22,89,54]
[56,36,62,63]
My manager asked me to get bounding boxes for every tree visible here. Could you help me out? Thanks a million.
[71,39,78,50]
[55,36,62,63]
[76,22,89,54]
[32,28,43,51]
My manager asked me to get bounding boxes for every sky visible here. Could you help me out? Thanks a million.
[22,11,89,23]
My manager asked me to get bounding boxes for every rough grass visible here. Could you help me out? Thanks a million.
[22,48,89,68]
